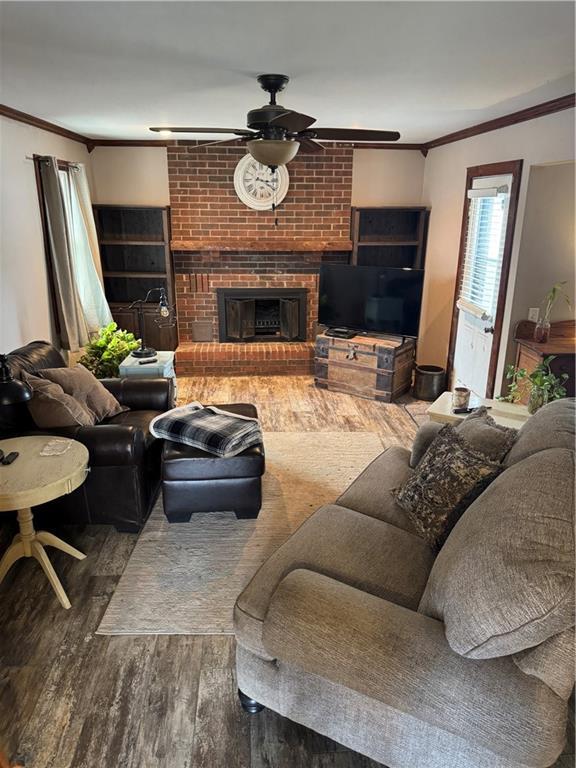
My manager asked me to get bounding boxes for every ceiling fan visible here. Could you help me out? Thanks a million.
[150,74,400,169]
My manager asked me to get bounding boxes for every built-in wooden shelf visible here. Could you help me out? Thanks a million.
[102,270,165,279]
[171,238,353,253]
[351,207,430,268]
[357,240,420,247]
[93,204,178,351]
[99,239,164,246]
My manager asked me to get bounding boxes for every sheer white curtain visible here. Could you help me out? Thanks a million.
[39,157,111,351]
[69,164,105,281]
[59,165,112,332]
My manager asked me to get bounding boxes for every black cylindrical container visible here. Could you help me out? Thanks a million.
[413,365,446,401]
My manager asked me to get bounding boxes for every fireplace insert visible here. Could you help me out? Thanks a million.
[217,288,307,342]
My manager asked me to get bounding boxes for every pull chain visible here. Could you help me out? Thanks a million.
[271,168,279,227]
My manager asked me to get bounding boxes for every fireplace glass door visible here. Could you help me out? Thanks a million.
[224,296,301,341]
[279,299,299,340]
[227,299,256,340]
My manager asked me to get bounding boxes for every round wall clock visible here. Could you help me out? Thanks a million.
[233,154,290,211]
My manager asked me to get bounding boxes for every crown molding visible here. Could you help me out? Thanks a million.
[2,93,574,156]
[88,138,427,153]
[90,139,175,149]
[0,104,94,150]
[423,93,575,151]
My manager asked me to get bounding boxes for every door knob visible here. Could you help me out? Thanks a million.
[483,326,495,334]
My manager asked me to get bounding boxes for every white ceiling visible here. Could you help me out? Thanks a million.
[1,1,574,143]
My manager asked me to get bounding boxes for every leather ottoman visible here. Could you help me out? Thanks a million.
[161,403,265,521]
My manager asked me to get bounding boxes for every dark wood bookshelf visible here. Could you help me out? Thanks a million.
[99,239,166,246]
[94,205,178,351]
[103,271,168,279]
[358,240,420,246]
[351,206,430,268]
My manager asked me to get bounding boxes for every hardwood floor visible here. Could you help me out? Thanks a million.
[0,376,573,767]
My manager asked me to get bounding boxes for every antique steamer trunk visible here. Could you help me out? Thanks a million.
[314,332,416,402]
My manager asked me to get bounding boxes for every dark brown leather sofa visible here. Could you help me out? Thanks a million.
[0,341,174,532]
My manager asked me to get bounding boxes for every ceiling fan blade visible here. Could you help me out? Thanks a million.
[269,110,316,133]
[186,137,245,149]
[149,126,254,136]
[298,137,325,153]
[311,128,401,142]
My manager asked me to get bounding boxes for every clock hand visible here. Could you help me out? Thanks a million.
[255,177,277,189]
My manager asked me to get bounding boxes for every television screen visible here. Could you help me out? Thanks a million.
[318,265,424,337]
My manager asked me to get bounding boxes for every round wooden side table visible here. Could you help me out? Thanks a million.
[0,436,89,609]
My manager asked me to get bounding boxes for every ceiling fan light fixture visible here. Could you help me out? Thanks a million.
[246,138,300,167]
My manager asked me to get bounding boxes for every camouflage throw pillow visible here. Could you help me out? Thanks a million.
[394,424,502,550]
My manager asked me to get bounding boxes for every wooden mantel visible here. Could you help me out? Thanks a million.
[171,238,353,253]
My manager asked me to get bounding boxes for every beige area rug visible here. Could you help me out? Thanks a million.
[97,431,384,636]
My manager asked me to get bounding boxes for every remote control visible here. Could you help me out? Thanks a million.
[453,406,492,415]
[138,359,158,365]
[2,451,19,465]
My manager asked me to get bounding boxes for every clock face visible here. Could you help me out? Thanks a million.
[233,155,290,210]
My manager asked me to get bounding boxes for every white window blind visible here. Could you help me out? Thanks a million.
[459,192,510,320]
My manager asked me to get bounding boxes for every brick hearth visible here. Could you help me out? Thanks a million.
[176,341,315,376]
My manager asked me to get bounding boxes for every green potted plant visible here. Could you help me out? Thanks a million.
[501,355,568,414]
[500,364,529,404]
[534,281,572,343]
[78,322,140,378]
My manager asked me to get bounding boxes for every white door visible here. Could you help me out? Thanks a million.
[452,174,512,397]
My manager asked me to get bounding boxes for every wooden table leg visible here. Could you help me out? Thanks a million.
[35,531,86,561]
[0,508,86,609]
[31,541,72,610]
[17,507,35,556]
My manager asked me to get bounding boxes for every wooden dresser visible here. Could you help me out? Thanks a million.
[514,320,575,404]
[314,332,415,402]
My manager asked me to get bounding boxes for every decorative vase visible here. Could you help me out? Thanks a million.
[533,318,551,343]
[528,387,548,415]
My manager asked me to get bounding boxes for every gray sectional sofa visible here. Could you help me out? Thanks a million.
[233,398,575,768]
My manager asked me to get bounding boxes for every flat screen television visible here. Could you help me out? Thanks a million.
[318,265,424,337]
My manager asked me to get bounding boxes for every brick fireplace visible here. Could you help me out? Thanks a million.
[167,143,354,375]
[173,251,350,375]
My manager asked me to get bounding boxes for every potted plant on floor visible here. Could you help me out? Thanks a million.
[501,355,569,414]
[533,281,572,343]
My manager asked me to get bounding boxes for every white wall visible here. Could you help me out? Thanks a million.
[0,116,92,351]
[90,145,421,209]
[420,108,575,392]
[351,149,425,206]
[506,161,575,361]
[91,146,170,205]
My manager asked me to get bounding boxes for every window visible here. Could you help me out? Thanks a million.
[459,190,511,320]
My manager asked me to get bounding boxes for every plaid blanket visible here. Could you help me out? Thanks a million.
[150,402,262,458]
